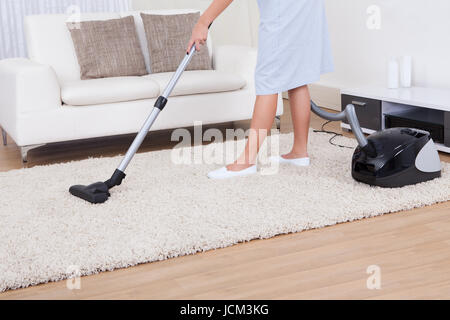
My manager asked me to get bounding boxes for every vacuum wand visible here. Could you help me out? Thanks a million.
[116,46,198,174]
[69,22,214,203]
[69,42,202,204]
[104,45,199,190]
[115,26,212,176]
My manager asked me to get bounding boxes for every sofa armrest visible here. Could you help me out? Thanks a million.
[0,59,61,142]
[213,45,257,89]
[0,59,61,115]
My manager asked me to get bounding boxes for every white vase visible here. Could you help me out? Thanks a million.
[388,58,399,89]
[401,56,412,88]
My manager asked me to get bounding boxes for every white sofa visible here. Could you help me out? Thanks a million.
[0,9,283,162]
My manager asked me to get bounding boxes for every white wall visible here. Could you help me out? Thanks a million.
[322,0,450,90]
[0,0,130,59]
[132,0,259,47]
[132,0,450,91]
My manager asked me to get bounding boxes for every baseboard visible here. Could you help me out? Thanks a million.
[282,84,341,111]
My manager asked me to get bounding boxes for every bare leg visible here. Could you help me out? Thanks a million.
[227,94,278,171]
[283,85,311,159]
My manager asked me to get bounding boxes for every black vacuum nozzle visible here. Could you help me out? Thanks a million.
[69,169,126,204]
[69,182,111,204]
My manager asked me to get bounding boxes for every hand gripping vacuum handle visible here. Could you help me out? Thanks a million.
[158,21,213,102]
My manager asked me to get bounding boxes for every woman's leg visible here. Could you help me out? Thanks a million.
[227,94,278,171]
[283,85,311,159]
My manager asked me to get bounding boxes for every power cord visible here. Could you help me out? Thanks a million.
[313,121,354,149]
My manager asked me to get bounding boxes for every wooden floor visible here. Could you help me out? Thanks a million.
[1,100,449,300]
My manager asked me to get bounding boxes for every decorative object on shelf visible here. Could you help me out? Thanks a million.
[387,57,400,89]
[400,55,413,88]
[0,0,130,60]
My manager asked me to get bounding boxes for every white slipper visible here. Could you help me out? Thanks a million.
[207,165,257,180]
[269,155,310,167]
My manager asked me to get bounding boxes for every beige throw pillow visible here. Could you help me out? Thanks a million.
[68,16,148,80]
[140,12,212,74]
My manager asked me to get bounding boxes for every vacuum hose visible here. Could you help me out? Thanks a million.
[310,101,377,157]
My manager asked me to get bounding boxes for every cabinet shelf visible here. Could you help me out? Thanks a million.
[340,86,450,154]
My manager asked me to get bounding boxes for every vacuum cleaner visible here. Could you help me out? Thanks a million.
[69,44,442,204]
[310,102,442,188]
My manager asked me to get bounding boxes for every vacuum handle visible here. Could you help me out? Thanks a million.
[186,22,213,54]
[161,48,197,99]
[161,22,213,99]
[310,100,377,157]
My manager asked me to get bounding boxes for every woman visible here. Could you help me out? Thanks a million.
[187,0,334,179]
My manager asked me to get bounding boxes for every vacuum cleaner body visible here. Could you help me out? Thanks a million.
[352,128,442,188]
[310,101,442,189]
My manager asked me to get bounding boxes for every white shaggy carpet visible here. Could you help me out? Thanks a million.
[1,131,449,292]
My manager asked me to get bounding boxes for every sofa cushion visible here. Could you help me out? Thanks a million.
[24,13,121,83]
[120,9,213,74]
[67,16,148,80]
[140,12,212,73]
[144,70,246,97]
[61,77,159,106]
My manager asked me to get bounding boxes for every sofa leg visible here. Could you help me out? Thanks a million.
[20,144,45,163]
[2,128,6,146]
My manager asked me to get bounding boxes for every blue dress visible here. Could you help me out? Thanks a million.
[255,0,334,95]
